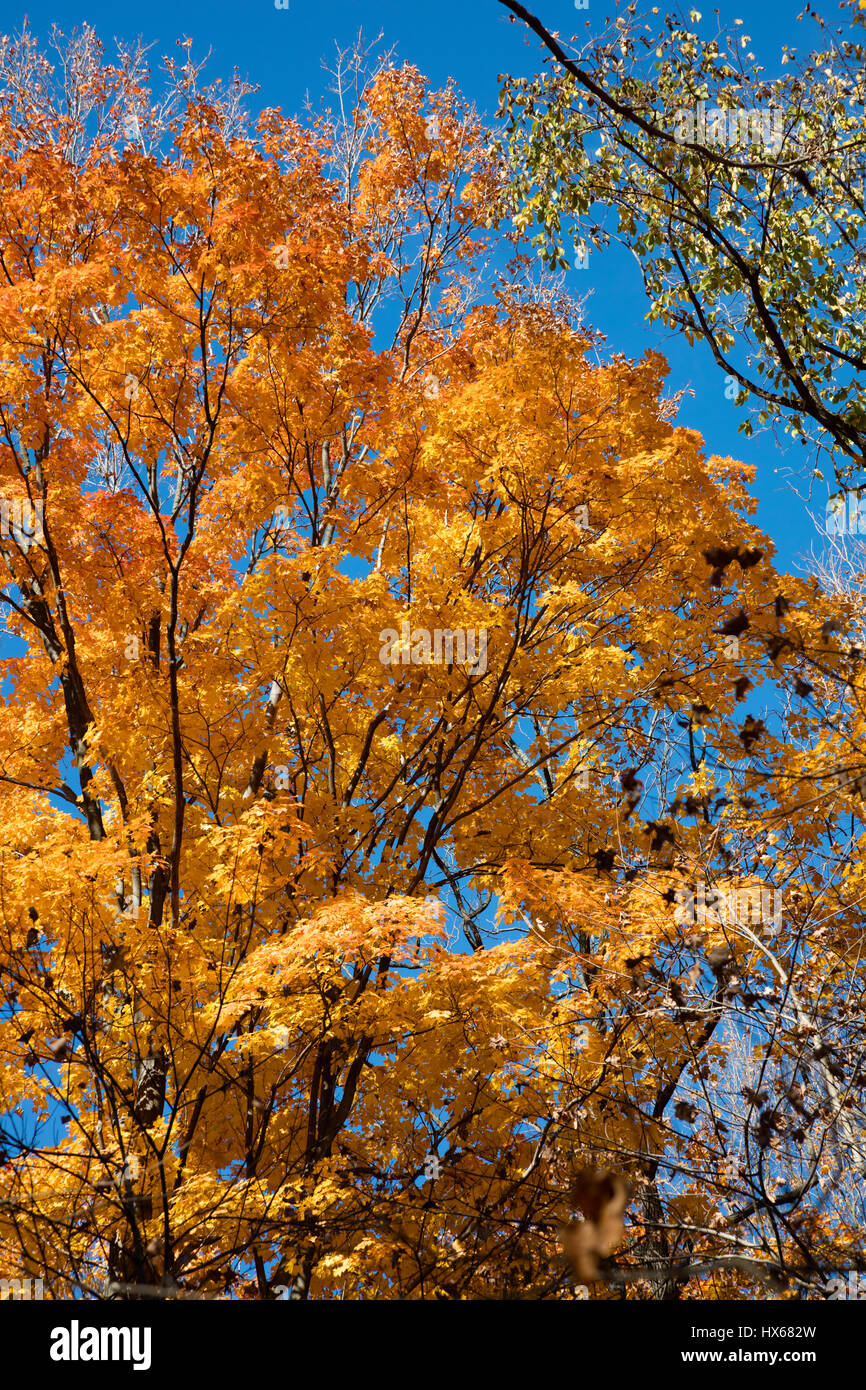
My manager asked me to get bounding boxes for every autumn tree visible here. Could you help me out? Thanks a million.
[0,24,864,1303]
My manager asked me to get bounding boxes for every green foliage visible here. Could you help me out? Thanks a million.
[498,0,866,480]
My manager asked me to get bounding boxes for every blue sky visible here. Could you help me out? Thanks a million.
[9,0,835,574]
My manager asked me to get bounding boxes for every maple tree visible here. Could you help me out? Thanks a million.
[0,25,864,1303]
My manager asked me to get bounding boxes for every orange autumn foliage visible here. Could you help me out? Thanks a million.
[0,32,864,1302]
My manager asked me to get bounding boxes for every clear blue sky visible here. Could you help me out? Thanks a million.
[9,0,835,574]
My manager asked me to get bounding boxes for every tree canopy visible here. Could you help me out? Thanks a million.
[498,0,866,483]
[0,24,864,1302]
